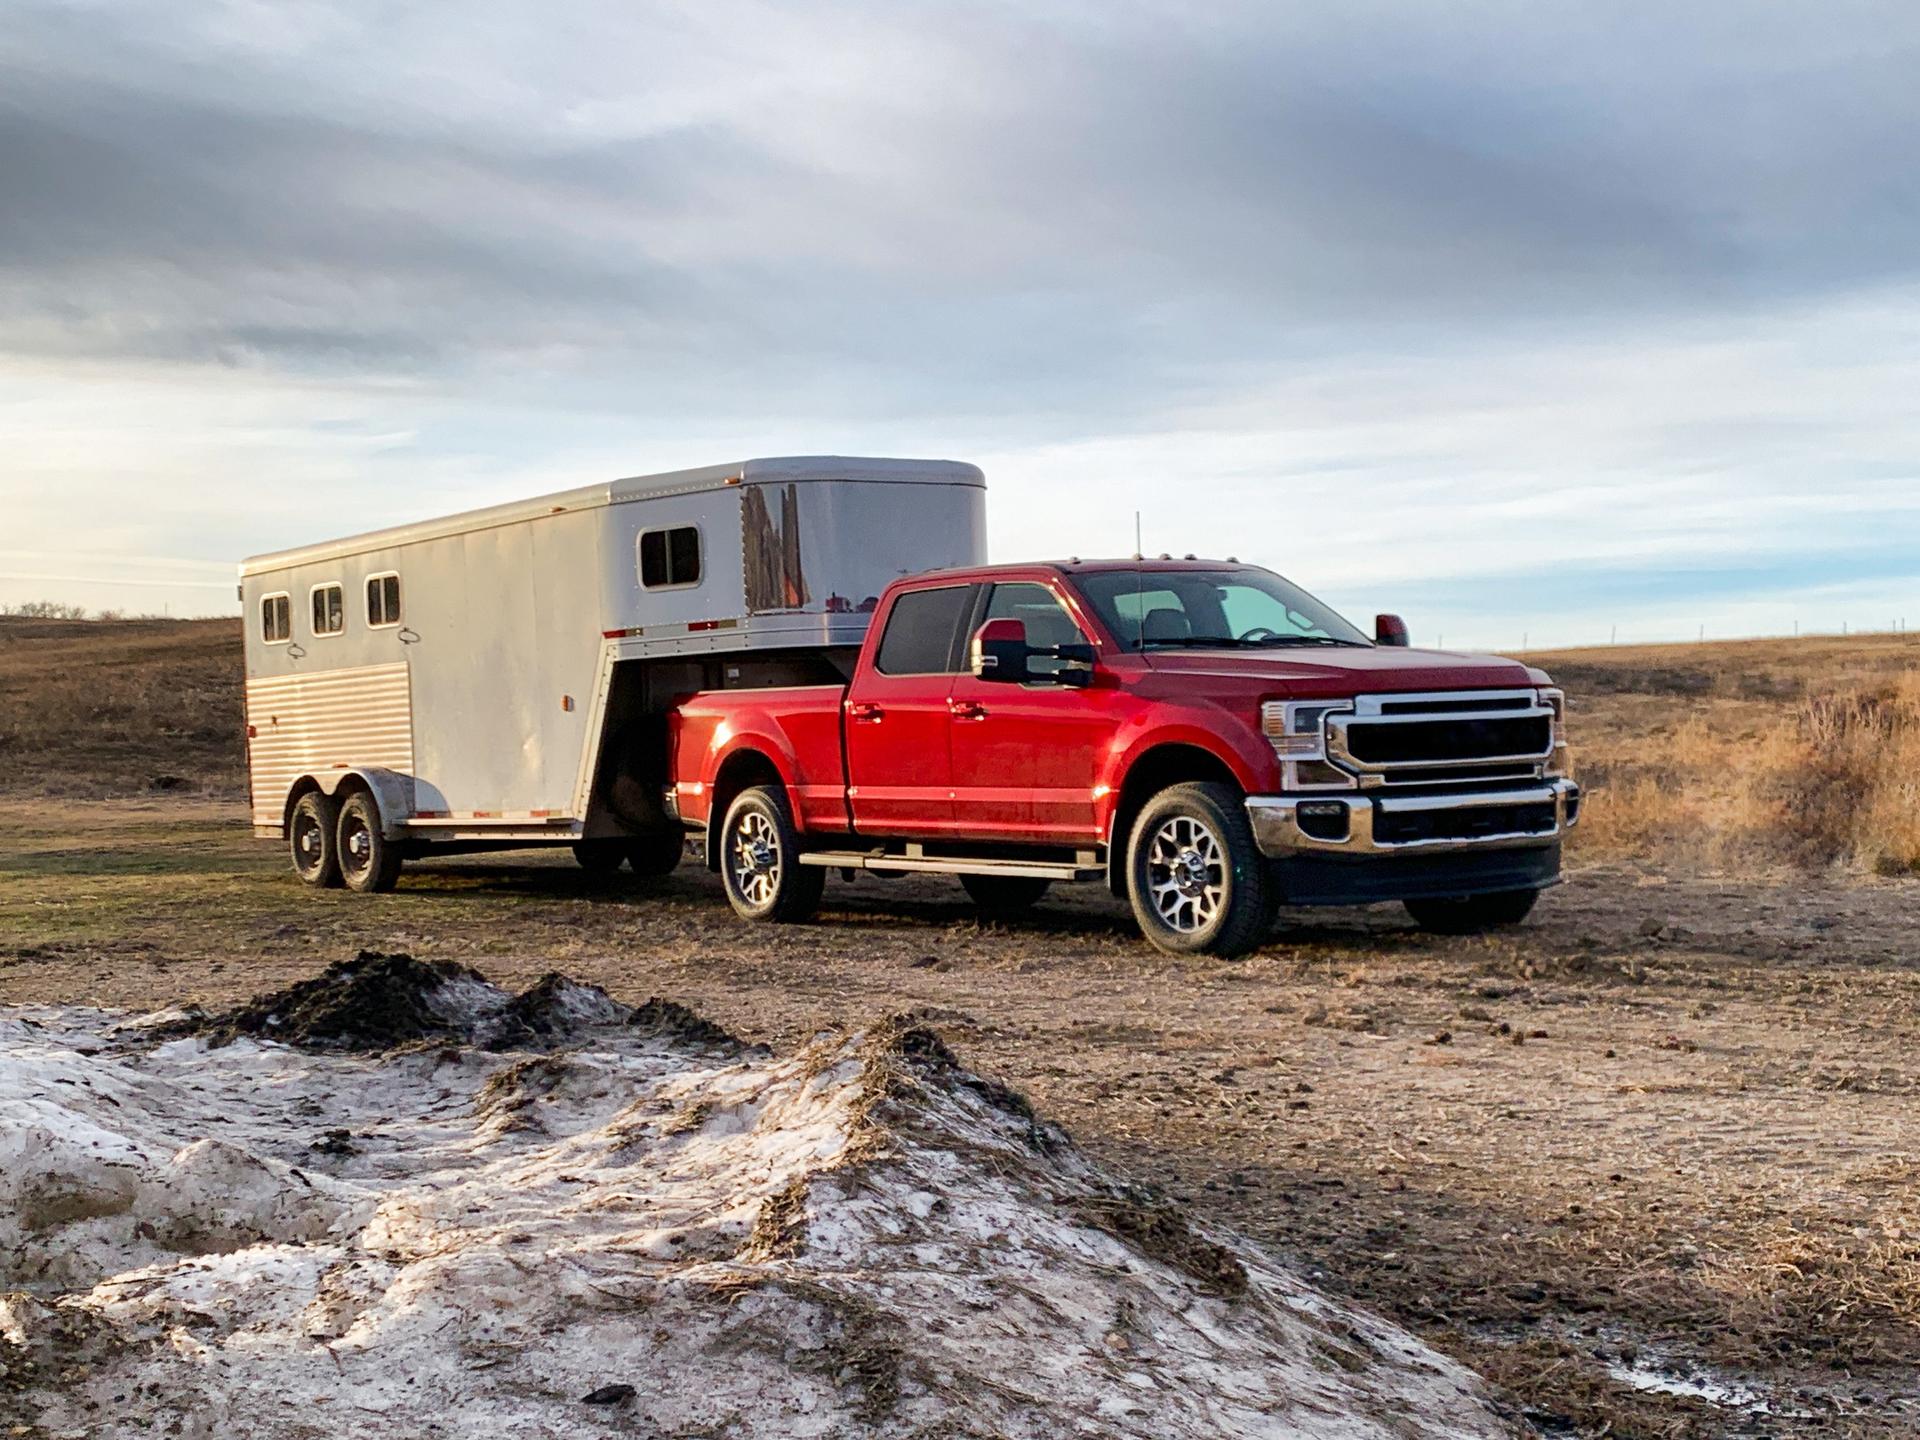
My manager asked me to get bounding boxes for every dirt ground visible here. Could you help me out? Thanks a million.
[5,797,1917,1438]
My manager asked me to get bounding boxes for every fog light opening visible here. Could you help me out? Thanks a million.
[1296,800,1351,843]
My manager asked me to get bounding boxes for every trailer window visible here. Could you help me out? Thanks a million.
[875,585,974,675]
[310,583,345,637]
[639,527,701,589]
[261,593,291,644]
[366,572,402,628]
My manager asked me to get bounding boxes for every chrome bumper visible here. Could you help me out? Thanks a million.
[1246,780,1580,858]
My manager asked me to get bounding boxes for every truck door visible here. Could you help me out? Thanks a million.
[946,580,1109,843]
[844,582,979,835]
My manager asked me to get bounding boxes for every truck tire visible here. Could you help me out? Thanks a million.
[1126,782,1274,958]
[960,874,1051,917]
[719,785,824,923]
[1404,888,1539,934]
[337,791,404,894]
[627,829,686,877]
[289,791,343,888]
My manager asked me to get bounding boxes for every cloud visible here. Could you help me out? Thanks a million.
[1,0,1917,634]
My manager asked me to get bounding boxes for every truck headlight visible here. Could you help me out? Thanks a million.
[1262,700,1356,790]
[1541,688,1572,777]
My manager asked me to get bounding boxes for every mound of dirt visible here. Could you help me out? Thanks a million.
[165,951,741,1056]
[1,963,1508,1439]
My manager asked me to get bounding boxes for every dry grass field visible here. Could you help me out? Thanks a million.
[3,618,1918,1438]
[1539,632,1920,877]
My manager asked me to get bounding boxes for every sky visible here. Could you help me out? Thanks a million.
[2,0,1917,649]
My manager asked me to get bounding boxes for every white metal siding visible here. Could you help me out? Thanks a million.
[246,663,415,827]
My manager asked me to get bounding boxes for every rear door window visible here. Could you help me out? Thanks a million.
[874,585,975,675]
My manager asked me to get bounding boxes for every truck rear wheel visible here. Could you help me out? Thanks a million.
[960,874,1051,917]
[1126,782,1274,958]
[289,791,343,888]
[719,786,824,923]
[1404,888,1539,934]
[337,792,404,894]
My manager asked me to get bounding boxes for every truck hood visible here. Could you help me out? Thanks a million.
[1140,645,1548,696]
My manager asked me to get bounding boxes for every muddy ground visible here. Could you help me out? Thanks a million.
[4,798,1918,1438]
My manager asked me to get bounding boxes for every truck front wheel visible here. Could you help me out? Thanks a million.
[719,786,824,923]
[1404,889,1539,934]
[1126,782,1274,958]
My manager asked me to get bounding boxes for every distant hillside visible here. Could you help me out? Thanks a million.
[0,616,243,797]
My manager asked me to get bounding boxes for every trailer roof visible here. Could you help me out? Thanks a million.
[239,456,984,576]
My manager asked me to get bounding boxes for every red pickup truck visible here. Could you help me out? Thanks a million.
[669,559,1577,958]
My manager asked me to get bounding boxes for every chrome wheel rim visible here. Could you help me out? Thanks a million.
[293,810,326,876]
[339,814,372,880]
[729,810,781,907]
[1146,815,1225,933]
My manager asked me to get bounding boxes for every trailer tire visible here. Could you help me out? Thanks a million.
[572,841,627,875]
[337,792,404,894]
[719,785,823,923]
[1404,888,1539,934]
[1126,782,1274,958]
[626,829,686,877]
[960,874,1051,917]
[289,791,343,889]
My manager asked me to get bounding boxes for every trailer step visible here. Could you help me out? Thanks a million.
[797,850,1103,882]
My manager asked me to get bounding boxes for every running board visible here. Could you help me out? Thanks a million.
[798,849,1103,883]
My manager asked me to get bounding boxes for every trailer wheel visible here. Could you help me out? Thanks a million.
[960,874,1051,917]
[719,786,823,923]
[337,792,404,894]
[1126,782,1274,958]
[626,829,685,877]
[289,791,343,888]
[1404,888,1539,934]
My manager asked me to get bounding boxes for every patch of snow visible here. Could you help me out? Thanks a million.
[0,986,1510,1439]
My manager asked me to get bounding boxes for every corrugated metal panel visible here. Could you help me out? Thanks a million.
[246,663,414,827]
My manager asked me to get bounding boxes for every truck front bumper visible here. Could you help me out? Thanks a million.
[1246,779,1580,859]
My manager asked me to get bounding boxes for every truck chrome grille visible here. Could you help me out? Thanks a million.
[1327,689,1554,787]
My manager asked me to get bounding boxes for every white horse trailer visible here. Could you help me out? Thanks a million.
[239,456,987,890]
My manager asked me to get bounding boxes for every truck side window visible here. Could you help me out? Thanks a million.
[875,585,973,675]
[984,583,1085,677]
[261,593,291,644]
[311,583,345,637]
[366,573,402,628]
[639,526,701,588]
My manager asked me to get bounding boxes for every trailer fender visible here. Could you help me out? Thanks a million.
[282,768,415,840]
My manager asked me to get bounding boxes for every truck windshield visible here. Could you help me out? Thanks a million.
[1070,568,1371,651]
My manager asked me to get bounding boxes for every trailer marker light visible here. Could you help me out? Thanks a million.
[562,695,575,712]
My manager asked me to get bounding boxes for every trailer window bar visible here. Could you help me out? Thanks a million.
[638,525,702,589]
[366,571,402,629]
[260,591,292,645]
[310,582,346,637]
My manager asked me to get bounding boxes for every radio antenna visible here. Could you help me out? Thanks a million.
[1134,511,1143,560]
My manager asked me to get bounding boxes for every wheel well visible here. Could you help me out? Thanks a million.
[705,751,786,870]
[1107,744,1242,896]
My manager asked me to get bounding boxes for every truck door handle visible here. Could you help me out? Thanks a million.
[850,702,884,723]
[950,701,988,721]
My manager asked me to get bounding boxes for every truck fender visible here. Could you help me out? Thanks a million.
[283,767,416,840]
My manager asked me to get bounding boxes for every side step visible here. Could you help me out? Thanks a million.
[798,848,1104,883]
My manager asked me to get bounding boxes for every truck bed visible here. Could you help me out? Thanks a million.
[670,684,850,835]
